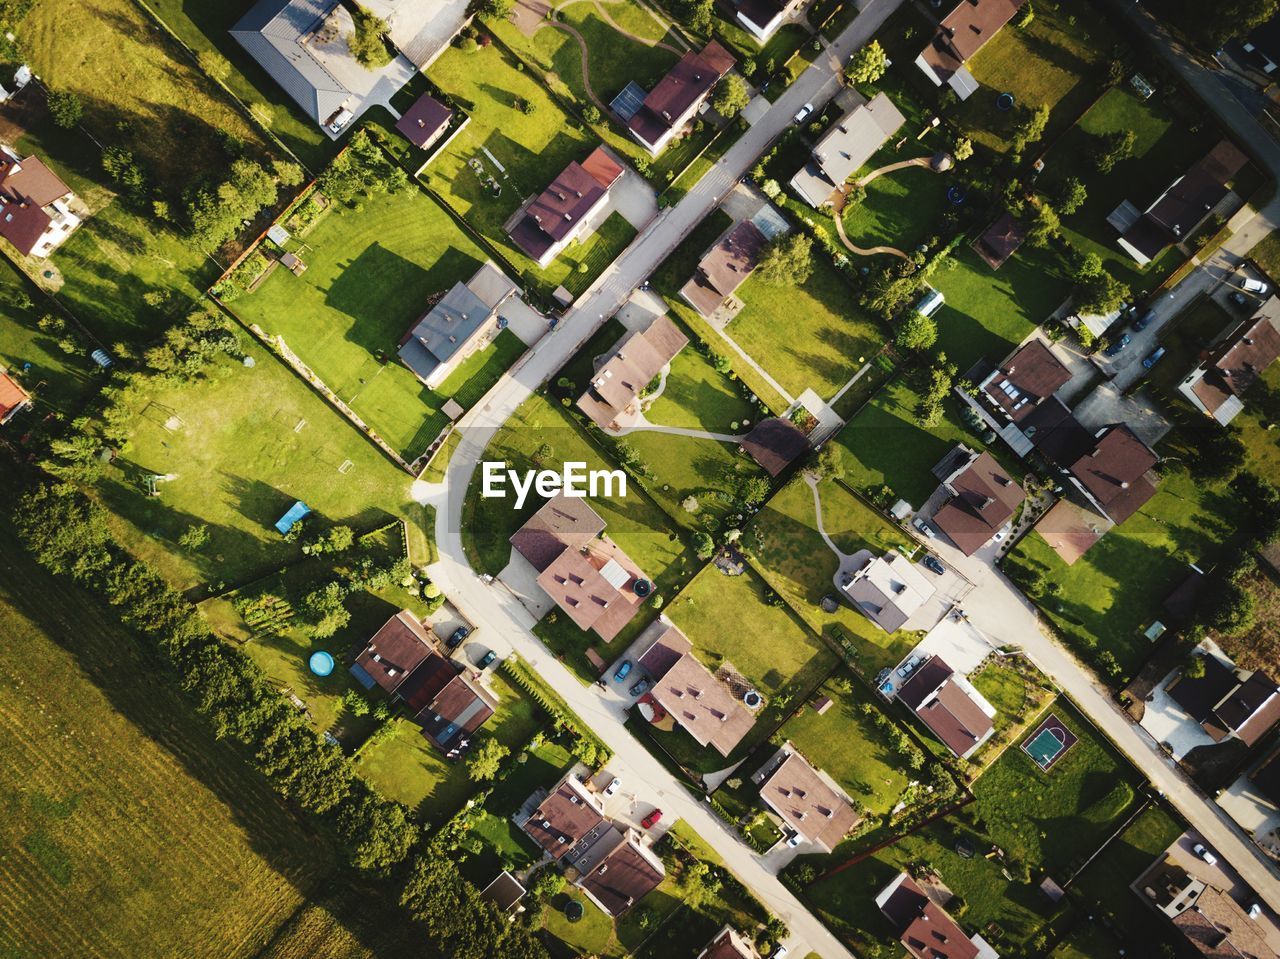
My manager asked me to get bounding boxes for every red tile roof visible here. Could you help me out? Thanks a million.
[758,748,859,851]
[0,370,31,422]
[578,836,665,915]
[879,873,979,959]
[932,450,1024,555]
[577,315,689,429]
[919,0,1024,84]
[739,417,810,477]
[679,219,767,317]
[352,610,435,693]
[523,776,607,859]
[982,339,1072,422]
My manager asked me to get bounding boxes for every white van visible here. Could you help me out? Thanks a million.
[326,108,354,135]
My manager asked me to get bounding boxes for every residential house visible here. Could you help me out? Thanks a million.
[576,315,688,430]
[1138,857,1278,959]
[842,552,935,634]
[349,610,497,755]
[876,871,997,959]
[756,744,859,852]
[0,370,32,425]
[398,260,518,389]
[929,446,1024,556]
[1252,744,1280,812]
[739,417,810,477]
[1178,295,1280,426]
[733,0,802,44]
[635,620,755,757]
[1167,653,1280,748]
[915,0,1026,100]
[1065,424,1159,526]
[895,655,996,759]
[479,870,527,914]
[520,772,664,915]
[509,494,652,643]
[507,146,624,268]
[973,211,1026,270]
[0,146,81,258]
[979,338,1073,428]
[680,218,768,318]
[395,92,452,150]
[697,925,760,959]
[626,41,735,155]
[789,92,906,208]
[1113,140,1248,266]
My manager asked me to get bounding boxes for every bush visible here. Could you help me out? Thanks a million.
[47,90,83,128]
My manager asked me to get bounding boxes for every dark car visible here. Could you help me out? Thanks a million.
[1143,347,1166,370]
[1132,308,1157,331]
[478,650,497,669]
[1230,290,1250,309]
[1104,333,1131,357]
[629,677,651,697]
[446,625,471,649]
[923,555,945,575]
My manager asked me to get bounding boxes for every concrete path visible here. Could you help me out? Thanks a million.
[612,419,745,443]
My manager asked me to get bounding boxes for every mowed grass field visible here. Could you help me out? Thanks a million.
[232,188,526,459]
[0,519,326,959]
[94,336,417,593]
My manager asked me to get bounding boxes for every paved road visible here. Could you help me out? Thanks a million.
[426,3,906,956]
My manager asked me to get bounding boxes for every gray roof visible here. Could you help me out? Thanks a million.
[398,262,515,380]
[231,0,352,125]
[789,92,905,206]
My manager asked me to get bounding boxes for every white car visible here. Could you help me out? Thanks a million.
[793,103,814,124]
[772,947,789,959]
[913,517,936,539]
[603,776,622,797]
[1193,842,1218,866]
[1241,277,1270,295]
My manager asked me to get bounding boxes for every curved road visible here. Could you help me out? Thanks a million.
[424,2,1280,955]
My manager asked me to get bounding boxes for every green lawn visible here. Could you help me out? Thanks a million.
[728,256,885,401]
[553,212,639,298]
[744,475,917,673]
[232,188,524,459]
[1234,363,1280,479]
[778,672,914,816]
[356,672,544,820]
[805,700,1142,955]
[956,0,1120,154]
[93,338,418,593]
[645,343,758,432]
[1250,229,1280,279]
[841,163,950,255]
[1042,85,1218,293]
[542,892,620,956]
[1008,466,1245,674]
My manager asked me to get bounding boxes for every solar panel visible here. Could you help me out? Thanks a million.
[610,81,648,122]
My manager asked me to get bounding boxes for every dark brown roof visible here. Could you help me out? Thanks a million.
[879,873,980,959]
[393,651,460,715]
[974,211,1026,270]
[740,417,809,477]
[578,838,665,916]
[918,683,993,757]
[897,656,955,710]
[523,777,607,859]
[1163,567,1206,622]
[1251,745,1280,808]
[983,339,1073,422]
[479,871,527,912]
[1167,657,1280,746]
[1068,424,1158,525]
[1024,397,1093,466]
[1214,672,1280,746]
[0,153,72,207]
[932,450,1024,555]
[735,0,784,30]
[758,749,859,851]
[395,93,451,149]
[680,219,767,317]
[919,0,1024,84]
[414,671,497,751]
[510,494,607,571]
[577,315,689,429]
[352,610,435,693]
[1192,300,1280,416]
[508,146,623,262]
[1146,141,1248,241]
[699,926,759,959]
[1170,884,1277,959]
[627,42,734,149]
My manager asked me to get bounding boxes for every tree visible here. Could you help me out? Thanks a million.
[815,443,844,481]
[1055,176,1087,215]
[303,581,350,638]
[712,74,750,117]
[1188,427,1246,483]
[348,7,392,68]
[845,40,888,85]
[582,104,601,124]
[761,178,781,198]
[198,50,231,83]
[682,861,722,909]
[273,159,305,187]
[336,787,417,873]
[757,234,813,286]
[1027,202,1060,248]
[897,311,938,351]
[472,0,515,17]
[467,737,509,781]
[1236,472,1280,545]
[1072,250,1129,316]
[343,688,371,716]
[1092,129,1136,173]
[47,90,83,129]
[179,524,210,551]
[1184,655,1207,680]
[952,136,973,162]
[672,0,713,32]
[693,530,715,560]
[1012,103,1049,152]
[1176,0,1277,50]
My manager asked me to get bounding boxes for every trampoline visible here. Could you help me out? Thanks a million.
[996,92,1015,112]
[309,651,335,677]
[947,185,967,205]
[1020,713,1078,772]
[563,899,584,923]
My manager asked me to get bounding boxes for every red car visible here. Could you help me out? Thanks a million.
[641,809,663,829]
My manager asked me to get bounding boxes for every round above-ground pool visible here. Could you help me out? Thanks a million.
[309,650,335,677]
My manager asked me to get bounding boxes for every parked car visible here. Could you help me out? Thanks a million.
[603,776,622,797]
[1143,346,1166,369]
[641,808,663,829]
[923,555,945,575]
[478,650,497,669]
[1132,308,1157,331]
[614,660,633,682]
[1104,334,1132,357]
[1241,277,1270,295]
[1229,290,1250,308]
[771,947,789,959]
[1193,843,1218,866]
[629,677,651,697]
[793,103,814,124]
[913,517,936,539]
[446,625,471,649]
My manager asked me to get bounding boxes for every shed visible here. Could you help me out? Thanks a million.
[889,499,913,521]
[275,500,311,534]
[267,223,291,246]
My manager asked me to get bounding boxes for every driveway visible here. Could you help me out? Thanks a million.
[1138,665,1219,761]
[1071,380,1171,447]
[607,162,660,231]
